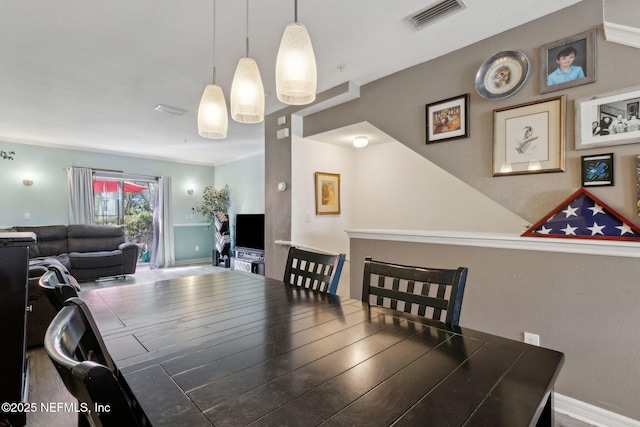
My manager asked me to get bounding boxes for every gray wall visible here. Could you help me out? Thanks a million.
[304,0,640,228]
[264,0,640,420]
[264,109,293,279]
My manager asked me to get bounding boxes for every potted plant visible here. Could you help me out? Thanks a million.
[194,184,230,225]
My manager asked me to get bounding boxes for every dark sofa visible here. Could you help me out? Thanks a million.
[15,224,139,281]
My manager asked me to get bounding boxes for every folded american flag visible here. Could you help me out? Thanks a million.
[522,188,640,241]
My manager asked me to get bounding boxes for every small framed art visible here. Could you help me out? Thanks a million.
[575,85,640,150]
[540,28,596,94]
[426,93,469,143]
[581,153,614,187]
[493,95,566,176]
[314,172,341,215]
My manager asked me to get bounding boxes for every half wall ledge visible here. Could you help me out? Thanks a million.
[345,229,640,259]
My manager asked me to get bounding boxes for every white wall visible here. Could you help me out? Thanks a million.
[291,137,353,255]
[214,153,265,217]
[291,136,354,295]
[353,142,529,232]
[291,133,528,297]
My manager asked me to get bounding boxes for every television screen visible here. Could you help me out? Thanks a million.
[235,214,265,251]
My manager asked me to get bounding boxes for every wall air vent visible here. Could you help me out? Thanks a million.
[407,0,466,31]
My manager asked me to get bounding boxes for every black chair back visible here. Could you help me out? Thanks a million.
[44,298,149,426]
[362,257,468,326]
[38,265,79,310]
[284,247,346,294]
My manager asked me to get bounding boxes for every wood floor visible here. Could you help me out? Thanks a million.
[25,348,76,427]
[22,262,596,427]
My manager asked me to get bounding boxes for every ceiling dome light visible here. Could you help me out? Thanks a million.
[353,136,369,148]
[275,1,317,105]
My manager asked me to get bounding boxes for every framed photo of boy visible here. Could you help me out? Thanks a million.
[314,172,341,215]
[540,28,596,94]
[426,93,470,143]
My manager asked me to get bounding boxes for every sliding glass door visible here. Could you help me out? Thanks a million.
[93,176,157,261]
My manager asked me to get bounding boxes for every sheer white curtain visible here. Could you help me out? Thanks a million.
[150,176,175,269]
[66,167,95,224]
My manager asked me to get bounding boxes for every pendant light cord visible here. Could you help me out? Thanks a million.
[212,0,217,84]
[294,0,298,22]
[245,0,249,58]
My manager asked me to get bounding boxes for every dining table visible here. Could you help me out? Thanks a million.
[82,270,564,427]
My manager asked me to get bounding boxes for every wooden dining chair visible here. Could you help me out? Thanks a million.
[44,297,150,427]
[38,265,79,310]
[284,247,346,294]
[362,257,468,326]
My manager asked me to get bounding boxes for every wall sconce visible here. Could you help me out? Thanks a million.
[187,188,194,195]
[353,136,368,148]
[23,172,33,186]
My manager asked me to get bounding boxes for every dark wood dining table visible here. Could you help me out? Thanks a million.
[82,270,564,427]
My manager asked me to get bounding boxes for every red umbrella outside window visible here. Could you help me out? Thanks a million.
[93,180,146,193]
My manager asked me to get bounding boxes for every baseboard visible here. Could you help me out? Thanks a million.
[173,258,213,266]
[555,393,640,427]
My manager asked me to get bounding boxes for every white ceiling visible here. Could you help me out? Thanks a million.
[0,0,583,166]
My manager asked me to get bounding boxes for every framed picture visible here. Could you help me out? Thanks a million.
[314,172,341,215]
[575,85,640,150]
[540,28,596,94]
[493,95,566,176]
[581,153,614,187]
[426,94,469,143]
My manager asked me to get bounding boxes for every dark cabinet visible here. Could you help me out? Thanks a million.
[0,233,36,427]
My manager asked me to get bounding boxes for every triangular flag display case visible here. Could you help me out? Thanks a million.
[522,188,640,241]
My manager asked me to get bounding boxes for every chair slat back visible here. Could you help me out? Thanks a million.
[284,247,346,294]
[362,257,468,326]
[44,298,149,426]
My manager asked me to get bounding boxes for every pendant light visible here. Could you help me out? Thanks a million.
[230,0,265,123]
[198,0,228,139]
[275,0,317,105]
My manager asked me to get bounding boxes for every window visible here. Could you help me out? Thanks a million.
[93,175,157,259]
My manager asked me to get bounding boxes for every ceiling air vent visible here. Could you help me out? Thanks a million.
[407,0,466,31]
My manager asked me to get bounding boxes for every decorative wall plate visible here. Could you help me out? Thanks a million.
[475,50,530,100]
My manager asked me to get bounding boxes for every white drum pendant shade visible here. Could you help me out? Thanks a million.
[197,83,228,139]
[231,57,265,123]
[275,22,317,105]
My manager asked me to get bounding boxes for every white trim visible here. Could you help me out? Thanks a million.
[555,393,640,427]
[173,257,213,266]
[274,240,348,259]
[345,229,640,258]
[604,21,640,49]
